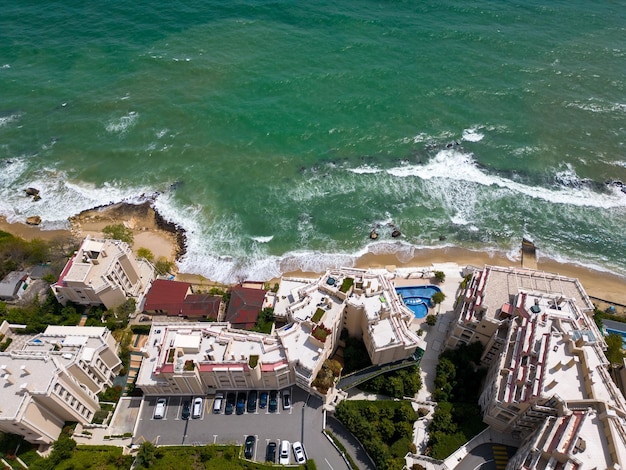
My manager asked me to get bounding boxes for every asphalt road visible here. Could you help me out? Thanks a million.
[134,388,348,469]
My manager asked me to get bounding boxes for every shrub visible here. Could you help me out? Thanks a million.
[433,271,446,283]
[425,314,437,327]
[155,257,174,275]
[137,247,154,262]
[102,224,134,245]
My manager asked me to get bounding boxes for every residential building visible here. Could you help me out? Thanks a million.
[448,265,594,367]
[457,266,626,469]
[142,279,221,319]
[136,268,421,395]
[52,236,154,310]
[0,322,122,446]
[0,271,31,301]
[225,285,267,330]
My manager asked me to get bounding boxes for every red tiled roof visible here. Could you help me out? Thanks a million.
[181,294,221,319]
[225,286,266,330]
[143,279,191,313]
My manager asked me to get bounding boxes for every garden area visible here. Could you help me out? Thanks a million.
[427,342,487,459]
[334,400,417,470]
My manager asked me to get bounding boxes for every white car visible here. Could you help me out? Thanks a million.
[192,397,203,418]
[153,398,166,419]
[292,441,306,464]
[279,440,290,465]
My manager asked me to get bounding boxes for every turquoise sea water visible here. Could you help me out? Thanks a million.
[1,1,625,283]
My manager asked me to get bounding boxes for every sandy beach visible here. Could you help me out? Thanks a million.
[2,203,625,309]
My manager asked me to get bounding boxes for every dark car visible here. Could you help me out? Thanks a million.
[244,435,255,459]
[259,391,268,409]
[225,392,236,415]
[236,392,246,415]
[247,390,258,413]
[181,400,191,420]
[265,441,277,463]
[269,390,278,413]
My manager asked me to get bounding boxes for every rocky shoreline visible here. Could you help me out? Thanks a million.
[68,201,187,260]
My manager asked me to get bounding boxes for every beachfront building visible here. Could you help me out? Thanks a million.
[447,265,595,368]
[453,266,626,469]
[52,235,155,310]
[136,267,421,394]
[0,322,122,446]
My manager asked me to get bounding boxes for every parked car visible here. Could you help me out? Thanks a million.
[259,391,268,409]
[279,440,290,465]
[247,390,257,413]
[181,400,191,420]
[192,397,203,418]
[236,392,246,415]
[225,392,236,415]
[154,398,166,419]
[292,441,306,464]
[213,393,224,414]
[282,389,291,410]
[269,390,278,413]
[265,441,276,463]
[244,435,255,459]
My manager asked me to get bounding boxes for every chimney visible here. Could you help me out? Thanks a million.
[19,383,30,394]
[0,365,9,375]
[20,365,30,376]
[2,373,13,385]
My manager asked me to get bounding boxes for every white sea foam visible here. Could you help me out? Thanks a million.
[0,113,20,127]
[106,111,138,134]
[348,164,381,174]
[1,64,10,69]
[385,149,626,209]
[250,235,274,243]
[462,128,484,142]
[566,100,626,114]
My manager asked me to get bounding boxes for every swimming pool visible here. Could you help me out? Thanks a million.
[395,285,442,319]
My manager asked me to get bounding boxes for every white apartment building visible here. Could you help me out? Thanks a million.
[0,322,122,446]
[448,265,594,367]
[52,236,154,310]
[459,266,626,469]
[137,268,421,395]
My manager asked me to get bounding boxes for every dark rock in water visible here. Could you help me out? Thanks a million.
[439,235,447,241]
[622,187,626,195]
[170,180,183,191]
[391,229,401,238]
[25,187,40,197]
[33,194,41,202]
[26,216,42,226]
[369,230,378,240]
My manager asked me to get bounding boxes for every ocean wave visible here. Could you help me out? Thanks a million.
[348,164,382,174]
[566,100,626,114]
[105,111,138,134]
[385,148,626,209]
[250,235,274,243]
[462,128,484,142]
[0,113,20,127]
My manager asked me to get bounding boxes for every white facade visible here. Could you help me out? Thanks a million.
[137,268,421,395]
[52,236,154,310]
[463,267,626,470]
[0,322,122,445]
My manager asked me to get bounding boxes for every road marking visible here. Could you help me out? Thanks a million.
[325,458,334,469]
[213,435,217,444]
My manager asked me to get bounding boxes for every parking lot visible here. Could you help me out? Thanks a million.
[133,387,347,468]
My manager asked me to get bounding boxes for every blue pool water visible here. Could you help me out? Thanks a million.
[605,328,626,348]
[395,285,442,319]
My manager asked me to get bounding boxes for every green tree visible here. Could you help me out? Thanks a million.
[136,247,154,262]
[431,291,446,305]
[102,224,134,245]
[136,441,157,468]
[605,333,625,365]
[425,314,437,326]
[154,257,174,275]
[433,271,446,283]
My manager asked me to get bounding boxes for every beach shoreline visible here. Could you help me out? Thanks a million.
[1,202,625,308]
